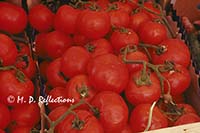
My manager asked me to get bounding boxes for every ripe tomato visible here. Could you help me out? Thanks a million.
[129,12,151,32]
[10,126,31,133]
[58,110,104,133]
[151,39,191,67]
[177,103,197,114]
[72,33,90,46]
[10,103,40,128]
[126,0,139,10]
[0,70,34,106]
[0,129,5,133]
[61,46,91,78]
[77,10,111,39]
[35,33,47,57]
[86,38,113,58]
[0,103,11,129]
[163,64,191,96]
[39,60,50,80]
[46,58,68,88]
[0,34,18,66]
[125,72,161,106]
[120,124,133,133]
[138,21,167,45]
[130,104,168,132]
[91,91,129,133]
[174,113,200,126]
[0,2,27,34]
[66,74,97,109]
[48,87,69,110]
[112,2,132,14]
[87,53,129,93]
[54,5,80,34]
[44,30,72,59]
[16,43,30,57]
[110,28,139,53]
[29,4,54,32]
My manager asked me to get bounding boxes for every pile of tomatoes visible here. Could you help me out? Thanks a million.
[0,0,200,133]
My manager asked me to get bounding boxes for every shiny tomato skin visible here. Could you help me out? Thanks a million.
[0,103,11,129]
[87,53,129,93]
[44,30,72,59]
[138,21,167,45]
[163,64,191,96]
[125,72,161,106]
[130,104,168,132]
[174,113,200,126]
[61,46,91,78]
[0,2,27,34]
[77,10,111,39]
[91,91,129,133]
[110,29,139,53]
[29,4,54,32]
[54,5,80,34]
[46,58,68,88]
[0,34,18,66]
[0,70,34,106]
[151,39,191,67]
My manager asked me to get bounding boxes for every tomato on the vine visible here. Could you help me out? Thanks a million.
[0,103,11,129]
[174,113,200,126]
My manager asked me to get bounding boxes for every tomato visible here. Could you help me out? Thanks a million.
[109,10,130,28]
[119,50,149,73]
[66,74,97,109]
[151,39,191,67]
[10,103,40,128]
[87,53,129,93]
[46,58,68,88]
[35,33,47,57]
[126,0,139,10]
[72,33,90,46]
[138,21,167,45]
[130,104,168,132]
[48,87,69,110]
[177,104,197,114]
[0,2,27,34]
[0,103,11,129]
[54,5,80,35]
[0,129,5,133]
[77,10,111,39]
[112,2,132,14]
[10,126,31,133]
[0,34,18,66]
[129,12,151,32]
[29,4,54,32]
[44,30,72,59]
[15,55,36,79]
[172,94,185,104]
[120,124,133,133]
[86,38,113,58]
[110,28,139,53]
[174,113,200,126]
[58,110,104,133]
[0,70,34,106]
[125,72,161,106]
[16,43,30,57]
[61,46,91,78]
[162,64,191,96]
[94,0,109,10]
[91,91,128,133]
[39,60,50,80]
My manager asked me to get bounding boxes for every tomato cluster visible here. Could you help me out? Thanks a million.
[0,0,199,133]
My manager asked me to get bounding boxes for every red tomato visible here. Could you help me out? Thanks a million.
[0,70,34,106]
[126,0,139,10]
[112,2,132,14]
[174,113,200,126]
[58,110,104,133]
[130,104,168,132]
[44,30,72,59]
[125,72,161,106]
[138,21,167,45]
[119,50,149,73]
[91,91,129,133]
[72,33,90,46]
[48,87,69,110]
[120,124,133,133]
[0,103,11,129]
[177,104,197,114]
[0,2,27,34]
[0,34,18,66]
[151,39,191,67]
[77,10,111,39]
[10,103,40,128]
[39,60,50,80]
[110,28,139,53]
[16,43,30,57]
[129,12,151,32]
[109,10,130,28]
[35,33,47,57]
[0,129,5,133]
[94,0,109,10]
[66,74,97,109]
[86,38,113,58]
[87,53,129,93]
[163,64,191,96]
[46,58,68,88]
[11,126,31,133]
[61,46,91,78]
[29,4,54,32]
[54,5,80,34]
[172,94,185,104]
